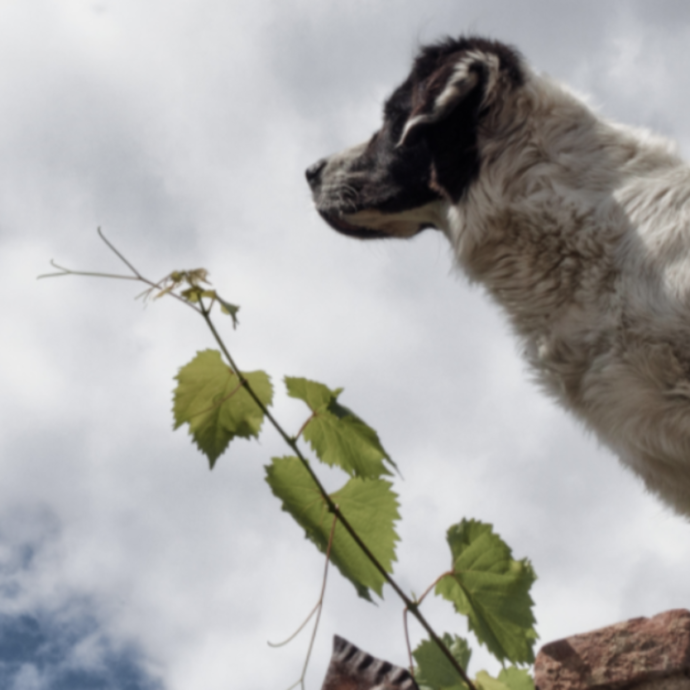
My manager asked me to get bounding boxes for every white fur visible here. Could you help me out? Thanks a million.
[354,61,690,517]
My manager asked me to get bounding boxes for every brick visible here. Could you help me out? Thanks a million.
[535,610,690,690]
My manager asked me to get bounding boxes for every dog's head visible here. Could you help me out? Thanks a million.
[306,36,524,239]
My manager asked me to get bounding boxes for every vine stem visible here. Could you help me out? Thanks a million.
[417,571,454,608]
[38,228,204,315]
[297,512,337,690]
[277,512,338,690]
[198,301,477,690]
[403,572,453,674]
[44,231,476,690]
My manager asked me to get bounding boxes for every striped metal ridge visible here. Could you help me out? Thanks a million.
[320,635,419,690]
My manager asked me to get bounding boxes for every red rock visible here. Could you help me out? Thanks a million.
[534,610,690,690]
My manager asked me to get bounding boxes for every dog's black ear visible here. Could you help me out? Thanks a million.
[397,50,503,148]
[396,47,518,201]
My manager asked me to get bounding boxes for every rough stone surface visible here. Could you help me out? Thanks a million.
[535,610,690,690]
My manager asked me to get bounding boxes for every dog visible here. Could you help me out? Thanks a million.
[306,36,690,519]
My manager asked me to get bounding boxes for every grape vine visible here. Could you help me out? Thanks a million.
[40,229,539,690]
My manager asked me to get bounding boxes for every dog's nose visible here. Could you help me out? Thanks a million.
[305,159,327,188]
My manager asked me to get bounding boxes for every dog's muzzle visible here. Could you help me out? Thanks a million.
[305,157,389,238]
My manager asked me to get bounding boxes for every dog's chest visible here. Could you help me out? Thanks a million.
[458,202,627,401]
[465,200,619,316]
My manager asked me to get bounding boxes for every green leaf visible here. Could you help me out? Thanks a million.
[173,350,273,467]
[180,286,202,302]
[265,457,400,600]
[284,376,333,409]
[435,519,537,665]
[184,268,210,286]
[475,672,509,690]
[285,376,394,478]
[217,298,240,328]
[474,669,534,690]
[497,668,535,690]
[413,634,471,690]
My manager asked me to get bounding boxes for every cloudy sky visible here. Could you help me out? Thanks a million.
[3,1,690,688]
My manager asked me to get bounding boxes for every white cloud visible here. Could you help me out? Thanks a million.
[1,2,690,689]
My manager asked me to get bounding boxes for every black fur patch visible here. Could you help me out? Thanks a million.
[399,37,523,202]
[307,35,524,236]
[411,36,523,92]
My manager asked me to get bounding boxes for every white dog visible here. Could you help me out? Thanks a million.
[306,36,690,518]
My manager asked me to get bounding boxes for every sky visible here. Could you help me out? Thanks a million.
[2,1,690,689]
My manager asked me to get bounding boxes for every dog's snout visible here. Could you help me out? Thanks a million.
[305,158,327,188]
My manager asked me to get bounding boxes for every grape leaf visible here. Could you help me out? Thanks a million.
[285,376,394,478]
[173,349,273,467]
[474,669,534,690]
[475,671,509,690]
[413,634,471,690]
[435,519,537,665]
[217,297,240,328]
[497,668,535,690]
[284,376,334,409]
[265,456,400,600]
